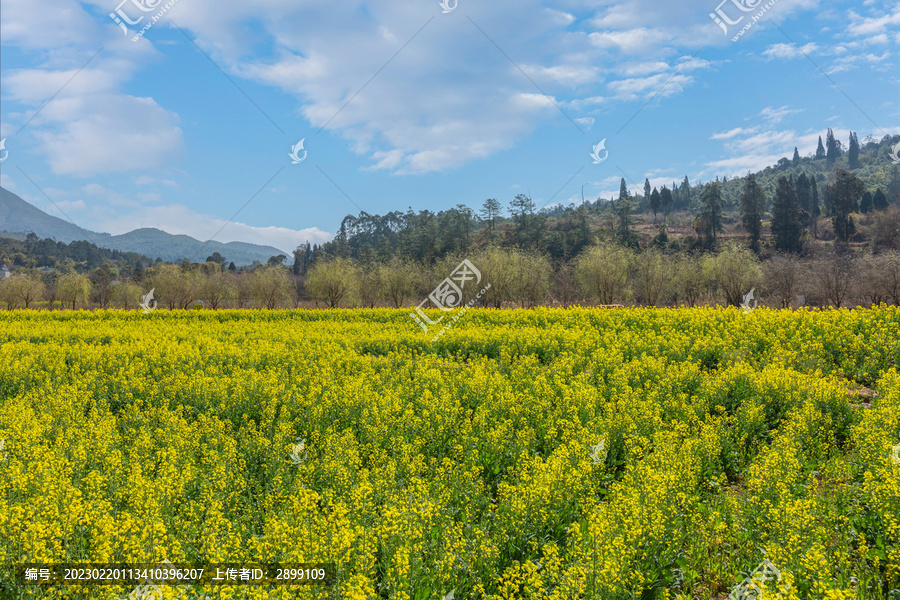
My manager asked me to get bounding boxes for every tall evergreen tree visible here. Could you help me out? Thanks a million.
[889,167,900,205]
[795,172,811,217]
[810,176,820,239]
[873,188,889,211]
[650,187,661,222]
[771,176,802,253]
[509,194,537,247]
[826,128,841,165]
[859,191,873,214]
[792,147,801,165]
[643,178,652,203]
[660,186,673,216]
[815,136,826,159]
[847,132,860,169]
[615,179,638,248]
[697,183,724,249]
[828,168,864,243]
[480,198,502,233]
[740,174,765,253]
[680,176,691,209]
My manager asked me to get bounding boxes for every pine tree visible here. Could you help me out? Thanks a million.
[815,136,826,159]
[889,168,900,205]
[480,198,502,232]
[680,176,691,209]
[660,186,673,216]
[615,179,637,248]
[873,188,889,211]
[828,168,864,243]
[826,128,841,165]
[810,176,820,239]
[650,186,661,222]
[771,176,802,253]
[795,172,811,217]
[698,183,724,249]
[848,132,860,169]
[792,147,801,165]
[643,178,652,203]
[860,191,873,214]
[740,174,765,253]
[509,194,535,236]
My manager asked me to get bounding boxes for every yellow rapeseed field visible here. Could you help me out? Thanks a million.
[0,307,898,599]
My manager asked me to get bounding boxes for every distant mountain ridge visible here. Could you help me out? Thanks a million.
[0,187,289,266]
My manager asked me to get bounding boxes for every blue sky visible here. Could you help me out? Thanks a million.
[1,0,898,254]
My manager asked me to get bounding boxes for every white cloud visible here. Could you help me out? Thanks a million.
[0,0,102,49]
[711,127,759,140]
[588,28,666,54]
[759,106,804,124]
[846,5,900,37]
[762,42,819,60]
[574,117,595,130]
[1,0,183,177]
[826,50,892,74]
[521,64,601,86]
[608,73,696,101]
[31,94,183,177]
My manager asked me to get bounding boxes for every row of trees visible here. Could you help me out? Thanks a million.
[308,132,899,264]
[3,245,899,310]
[736,168,893,253]
[1,234,152,272]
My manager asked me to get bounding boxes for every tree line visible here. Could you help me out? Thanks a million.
[2,243,899,310]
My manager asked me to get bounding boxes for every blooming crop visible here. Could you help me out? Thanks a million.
[0,306,897,598]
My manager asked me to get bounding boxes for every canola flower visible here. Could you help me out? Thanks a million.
[0,306,897,599]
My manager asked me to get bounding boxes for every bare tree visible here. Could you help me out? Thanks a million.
[859,252,900,306]
[872,207,900,251]
[763,253,802,308]
[810,252,856,308]
[550,261,579,307]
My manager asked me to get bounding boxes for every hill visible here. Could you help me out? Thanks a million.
[0,187,289,266]
[0,186,108,244]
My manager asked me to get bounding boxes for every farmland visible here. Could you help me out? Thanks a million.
[0,307,898,599]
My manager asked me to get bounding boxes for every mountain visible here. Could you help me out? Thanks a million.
[0,186,108,243]
[97,228,289,265]
[0,187,289,265]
